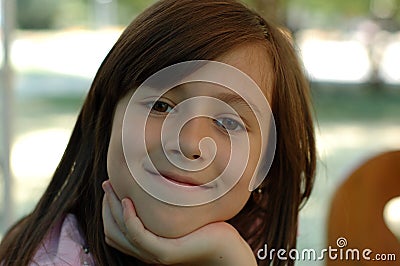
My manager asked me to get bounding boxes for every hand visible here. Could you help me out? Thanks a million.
[102,180,257,266]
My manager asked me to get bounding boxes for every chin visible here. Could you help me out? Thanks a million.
[137,202,207,238]
[108,178,205,238]
[145,221,193,238]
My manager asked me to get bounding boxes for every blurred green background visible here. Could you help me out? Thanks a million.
[1,1,400,265]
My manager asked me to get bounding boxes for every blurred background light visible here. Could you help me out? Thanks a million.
[299,37,372,83]
[380,40,400,84]
[383,197,400,240]
[11,129,70,181]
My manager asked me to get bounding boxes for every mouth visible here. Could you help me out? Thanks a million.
[160,172,202,187]
[146,169,213,188]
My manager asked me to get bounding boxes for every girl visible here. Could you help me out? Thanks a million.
[0,0,316,265]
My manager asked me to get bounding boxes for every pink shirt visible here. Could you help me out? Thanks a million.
[31,214,95,266]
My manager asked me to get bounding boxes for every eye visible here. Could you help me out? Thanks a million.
[214,117,245,132]
[148,100,174,114]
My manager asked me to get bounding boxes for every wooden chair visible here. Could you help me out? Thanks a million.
[326,150,400,265]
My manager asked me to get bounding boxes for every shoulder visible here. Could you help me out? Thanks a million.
[31,214,95,266]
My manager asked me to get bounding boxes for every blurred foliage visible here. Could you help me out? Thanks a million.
[16,0,158,29]
[16,0,59,29]
[290,0,399,19]
[52,0,89,28]
[117,0,158,25]
[290,0,399,26]
[245,0,399,29]
[291,0,371,17]
[243,0,289,25]
[15,0,399,30]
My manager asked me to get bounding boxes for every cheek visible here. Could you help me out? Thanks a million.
[213,138,231,175]
[212,135,261,220]
[211,182,252,222]
[107,131,133,200]
[245,131,263,185]
[107,112,147,200]
[144,119,162,151]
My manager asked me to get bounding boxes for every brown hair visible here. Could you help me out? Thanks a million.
[0,0,315,265]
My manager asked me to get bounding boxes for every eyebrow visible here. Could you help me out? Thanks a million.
[214,92,262,116]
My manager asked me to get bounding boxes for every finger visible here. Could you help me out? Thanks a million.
[120,198,149,246]
[102,181,126,232]
[105,235,134,256]
[102,194,132,249]
[121,198,209,264]
[104,236,154,264]
[121,198,186,264]
[102,194,156,263]
[121,198,222,265]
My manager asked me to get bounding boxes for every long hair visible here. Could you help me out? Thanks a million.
[0,0,315,265]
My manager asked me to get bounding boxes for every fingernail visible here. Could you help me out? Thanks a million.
[122,198,128,210]
[102,180,111,193]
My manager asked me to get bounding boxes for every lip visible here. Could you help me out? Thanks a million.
[160,171,203,186]
[146,169,213,188]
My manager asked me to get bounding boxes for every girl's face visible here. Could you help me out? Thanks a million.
[107,43,272,238]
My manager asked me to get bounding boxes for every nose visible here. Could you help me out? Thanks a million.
[178,117,212,160]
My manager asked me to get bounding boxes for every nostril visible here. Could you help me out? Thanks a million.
[192,154,200,160]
